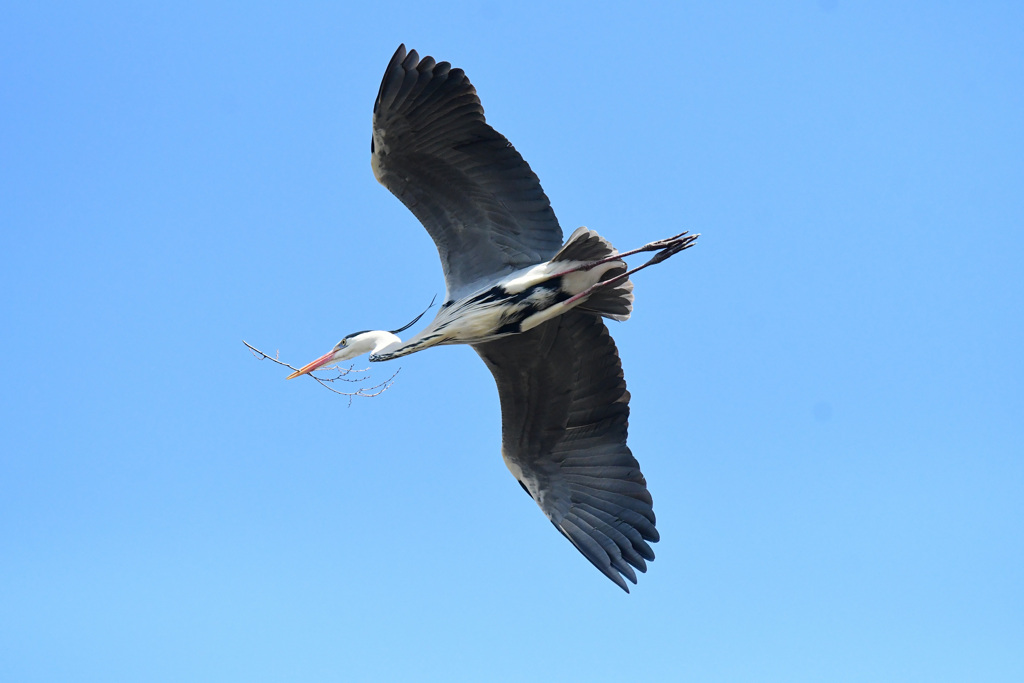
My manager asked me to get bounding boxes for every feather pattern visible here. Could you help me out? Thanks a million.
[473,311,658,592]
[372,45,564,299]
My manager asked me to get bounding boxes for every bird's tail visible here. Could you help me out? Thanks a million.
[553,228,634,322]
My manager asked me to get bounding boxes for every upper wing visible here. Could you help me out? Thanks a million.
[372,45,564,299]
[473,311,658,592]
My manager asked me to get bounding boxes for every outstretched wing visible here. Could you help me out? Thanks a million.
[372,45,564,299]
[473,311,658,592]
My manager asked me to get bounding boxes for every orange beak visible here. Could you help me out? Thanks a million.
[285,350,337,380]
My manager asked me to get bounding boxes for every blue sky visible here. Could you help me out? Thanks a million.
[2,2,1022,681]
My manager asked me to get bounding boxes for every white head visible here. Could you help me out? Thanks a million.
[285,330,400,380]
[285,298,435,380]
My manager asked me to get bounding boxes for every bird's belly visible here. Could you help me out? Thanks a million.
[436,287,561,343]
[437,261,620,343]
[500,260,614,295]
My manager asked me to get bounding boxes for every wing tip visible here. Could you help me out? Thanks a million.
[557,516,649,593]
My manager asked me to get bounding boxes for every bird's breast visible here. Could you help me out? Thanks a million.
[425,260,621,344]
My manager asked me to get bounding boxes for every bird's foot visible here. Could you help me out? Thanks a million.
[564,232,700,306]
[577,231,699,271]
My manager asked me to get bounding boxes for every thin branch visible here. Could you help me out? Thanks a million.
[243,340,399,405]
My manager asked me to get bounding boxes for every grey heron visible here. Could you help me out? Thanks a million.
[288,45,698,591]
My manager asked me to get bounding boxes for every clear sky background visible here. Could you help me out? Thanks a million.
[2,2,1022,681]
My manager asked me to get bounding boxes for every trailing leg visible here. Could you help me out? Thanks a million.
[563,232,699,309]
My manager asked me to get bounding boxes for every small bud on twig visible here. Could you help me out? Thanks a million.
[243,340,399,407]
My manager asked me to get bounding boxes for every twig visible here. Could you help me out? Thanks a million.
[243,340,399,406]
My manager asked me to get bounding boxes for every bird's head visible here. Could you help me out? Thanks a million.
[285,330,400,380]
[284,297,435,380]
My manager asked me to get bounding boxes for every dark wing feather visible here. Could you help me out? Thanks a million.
[473,311,658,592]
[372,45,564,298]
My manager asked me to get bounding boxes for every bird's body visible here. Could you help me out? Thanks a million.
[373,253,621,360]
[288,45,699,592]
[371,226,694,361]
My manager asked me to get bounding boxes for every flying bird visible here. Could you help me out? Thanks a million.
[288,45,698,591]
